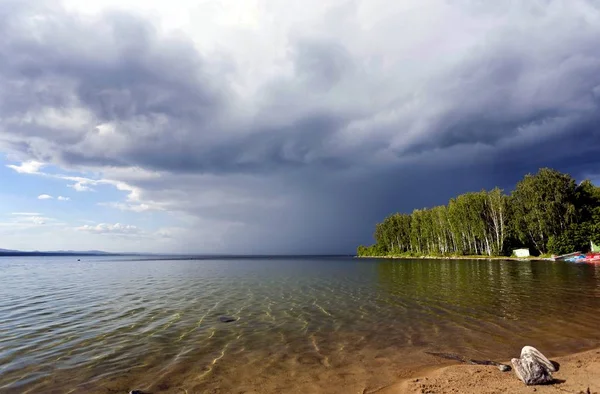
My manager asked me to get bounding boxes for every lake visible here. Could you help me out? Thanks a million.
[1,256,600,393]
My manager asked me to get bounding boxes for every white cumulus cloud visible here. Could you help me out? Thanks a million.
[6,161,45,174]
[57,196,71,201]
[76,223,142,235]
[99,202,163,212]
[69,182,94,192]
[37,194,53,200]
[1,214,62,228]
[29,216,47,225]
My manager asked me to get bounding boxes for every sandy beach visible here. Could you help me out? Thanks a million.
[14,345,600,393]
[379,347,600,394]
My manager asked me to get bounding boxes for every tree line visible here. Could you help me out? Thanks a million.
[357,168,600,257]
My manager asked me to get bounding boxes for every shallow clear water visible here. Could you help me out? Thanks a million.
[1,256,600,393]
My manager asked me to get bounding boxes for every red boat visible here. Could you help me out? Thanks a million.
[584,252,600,263]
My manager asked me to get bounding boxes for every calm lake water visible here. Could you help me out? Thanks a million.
[1,256,600,393]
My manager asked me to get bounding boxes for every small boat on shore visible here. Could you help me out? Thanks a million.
[584,252,600,263]
[557,252,600,263]
[566,254,586,263]
[552,240,600,263]
[552,251,582,262]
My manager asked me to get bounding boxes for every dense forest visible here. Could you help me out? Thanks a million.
[357,168,600,257]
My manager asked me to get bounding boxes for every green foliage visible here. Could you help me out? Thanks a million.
[510,168,577,254]
[547,181,600,255]
[356,243,387,257]
[547,222,592,255]
[358,168,600,258]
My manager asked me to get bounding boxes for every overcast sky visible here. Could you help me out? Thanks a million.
[1,0,599,254]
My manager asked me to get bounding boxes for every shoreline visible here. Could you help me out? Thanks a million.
[355,255,553,261]
[378,347,600,394]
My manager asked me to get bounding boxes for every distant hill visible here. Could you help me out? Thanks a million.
[0,248,119,257]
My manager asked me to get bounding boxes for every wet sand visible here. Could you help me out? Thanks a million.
[62,346,600,394]
[60,345,600,394]
[384,347,600,394]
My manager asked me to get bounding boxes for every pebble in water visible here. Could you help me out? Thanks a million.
[219,316,238,323]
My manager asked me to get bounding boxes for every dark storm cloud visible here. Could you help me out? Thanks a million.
[396,28,600,156]
[0,0,228,165]
[1,0,600,253]
[0,3,221,121]
[0,2,357,174]
[291,38,354,90]
[121,111,351,174]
